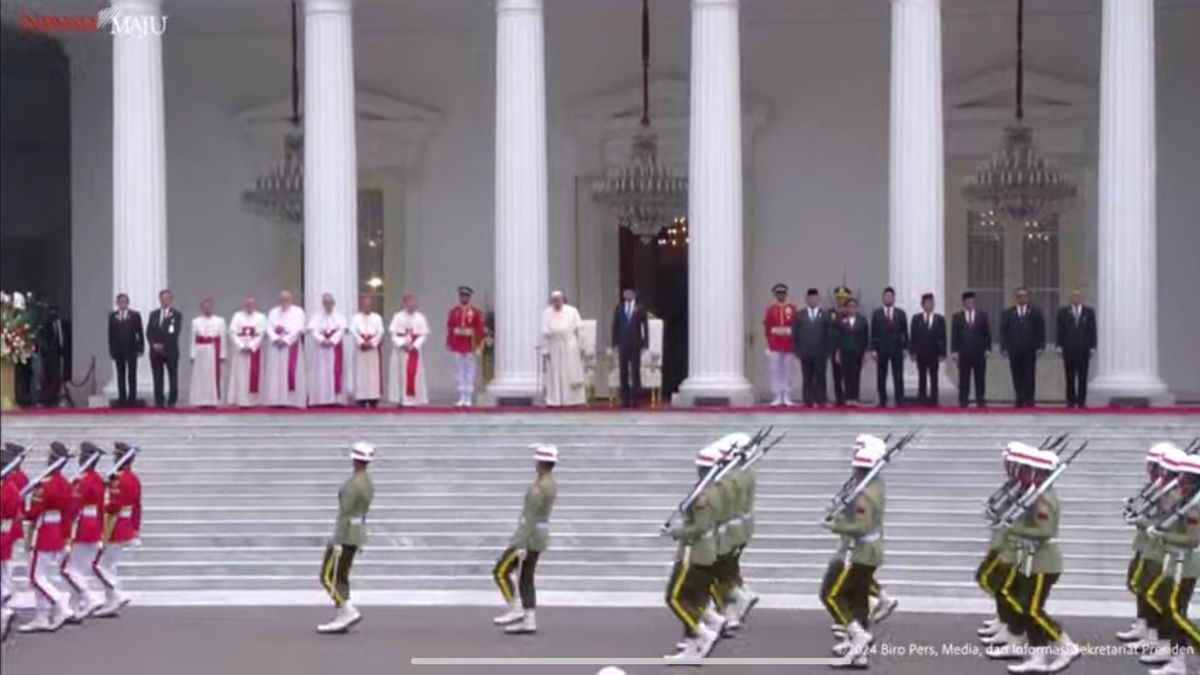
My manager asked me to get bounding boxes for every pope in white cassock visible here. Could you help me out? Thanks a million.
[388,293,430,406]
[349,295,385,406]
[188,297,227,407]
[265,290,307,408]
[228,296,268,407]
[308,293,348,406]
[541,290,587,407]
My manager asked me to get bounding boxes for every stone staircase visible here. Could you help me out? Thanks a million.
[2,411,1197,613]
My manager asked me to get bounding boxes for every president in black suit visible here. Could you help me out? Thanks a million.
[951,291,992,407]
[832,296,869,406]
[108,292,144,407]
[909,293,947,405]
[1000,287,1046,408]
[791,288,831,406]
[610,288,649,408]
[1056,288,1097,408]
[147,288,183,407]
[870,287,907,407]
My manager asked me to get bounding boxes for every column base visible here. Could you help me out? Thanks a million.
[672,376,755,407]
[1089,373,1174,406]
[483,374,543,407]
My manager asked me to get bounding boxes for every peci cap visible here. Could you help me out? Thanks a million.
[806,288,820,296]
[962,291,976,300]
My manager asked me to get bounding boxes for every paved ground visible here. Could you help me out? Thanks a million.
[0,606,1159,675]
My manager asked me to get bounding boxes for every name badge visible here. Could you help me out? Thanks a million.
[168,323,175,334]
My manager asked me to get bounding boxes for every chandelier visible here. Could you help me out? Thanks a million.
[592,0,687,243]
[962,0,1076,222]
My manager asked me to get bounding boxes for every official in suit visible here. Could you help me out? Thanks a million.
[828,286,853,405]
[1000,287,1046,408]
[1056,288,1096,408]
[610,288,649,408]
[107,292,144,407]
[950,291,992,407]
[38,305,70,406]
[791,288,831,407]
[147,288,183,407]
[909,293,947,405]
[833,296,869,406]
[870,287,907,407]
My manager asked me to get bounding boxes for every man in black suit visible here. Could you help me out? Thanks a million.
[609,288,649,408]
[1056,287,1097,408]
[38,304,70,406]
[792,288,831,407]
[870,287,907,407]
[107,292,144,407]
[832,296,869,406]
[147,288,183,407]
[951,291,992,407]
[1000,286,1046,408]
[909,292,947,406]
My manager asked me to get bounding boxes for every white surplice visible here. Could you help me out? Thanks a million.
[227,310,267,407]
[388,310,430,406]
[349,311,385,402]
[264,305,307,408]
[188,314,227,407]
[541,304,587,407]
[307,310,347,406]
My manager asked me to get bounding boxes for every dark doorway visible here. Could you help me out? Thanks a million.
[618,219,689,397]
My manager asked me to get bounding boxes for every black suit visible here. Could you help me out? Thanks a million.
[833,315,869,404]
[108,309,144,405]
[870,306,908,406]
[611,301,649,407]
[951,309,992,407]
[1000,305,1046,407]
[147,307,183,406]
[791,307,831,405]
[38,314,70,406]
[909,312,947,405]
[1056,305,1096,407]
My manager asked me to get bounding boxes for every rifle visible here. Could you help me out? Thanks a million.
[740,431,786,472]
[105,446,140,481]
[19,455,70,499]
[823,429,919,524]
[995,441,1088,528]
[70,451,104,480]
[1,446,29,480]
[662,428,769,530]
[1155,488,1200,532]
[1124,441,1200,523]
[984,434,1070,516]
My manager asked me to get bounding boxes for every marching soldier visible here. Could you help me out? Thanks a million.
[1117,443,1175,646]
[978,446,1021,645]
[317,442,375,634]
[664,445,725,661]
[61,442,107,621]
[1,444,26,640]
[709,434,749,629]
[716,434,760,627]
[762,283,797,406]
[446,286,486,407]
[94,441,142,617]
[19,442,74,633]
[492,445,559,635]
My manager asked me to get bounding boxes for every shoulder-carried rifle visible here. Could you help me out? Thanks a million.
[995,441,1087,528]
[823,429,919,524]
[661,428,770,530]
[19,455,70,499]
[1124,440,1200,523]
[1155,488,1200,533]
[1,446,30,480]
[984,434,1069,518]
[105,446,140,482]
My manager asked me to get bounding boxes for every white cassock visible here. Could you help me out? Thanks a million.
[227,310,267,407]
[388,310,430,406]
[349,311,385,402]
[308,310,348,406]
[264,305,307,407]
[188,314,227,407]
[542,304,587,407]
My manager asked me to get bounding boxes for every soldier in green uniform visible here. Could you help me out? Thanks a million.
[664,445,725,661]
[492,444,558,635]
[718,434,760,628]
[979,447,1021,644]
[1117,444,1175,648]
[317,442,375,634]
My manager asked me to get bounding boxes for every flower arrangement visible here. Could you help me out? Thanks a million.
[1,291,38,365]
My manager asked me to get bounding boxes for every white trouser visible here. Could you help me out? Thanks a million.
[94,543,128,600]
[1,559,12,603]
[29,550,68,614]
[767,350,793,396]
[453,353,476,396]
[62,542,102,606]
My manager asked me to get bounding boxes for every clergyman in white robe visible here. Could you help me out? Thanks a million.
[541,292,587,407]
[227,299,268,407]
[188,302,226,407]
[264,292,307,408]
[349,299,385,406]
[388,301,430,406]
[307,293,347,406]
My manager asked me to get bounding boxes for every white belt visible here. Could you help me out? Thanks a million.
[0,519,11,534]
[81,506,99,518]
[769,327,791,335]
[535,522,551,531]
[41,511,62,524]
[453,327,473,336]
[857,529,882,544]
[118,506,134,518]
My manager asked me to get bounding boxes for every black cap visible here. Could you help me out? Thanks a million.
[457,286,473,296]
[806,288,820,296]
[962,291,976,300]
[921,292,934,302]
[883,286,896,295]
[49,441,71,461]
[3,442,25,455]
[80,442,105,459]
[0,445,18,466]
[771,283,788,294]
[113,441,134,456]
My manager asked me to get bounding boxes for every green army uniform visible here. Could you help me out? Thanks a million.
[820,478,885,629]
[493,473,557,610]
[1145,494,1200,652]
[321,470,374,608]
[1001,489,1064,649]
[1129,517,1165,636]
[666,486,720,636]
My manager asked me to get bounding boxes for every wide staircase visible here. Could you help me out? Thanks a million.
[3,411,1197,614]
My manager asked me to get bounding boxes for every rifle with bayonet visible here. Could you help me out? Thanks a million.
[823,430,919,524]
[994,441,1088,528]
[984,434,1070,519]
[662,427,771,531]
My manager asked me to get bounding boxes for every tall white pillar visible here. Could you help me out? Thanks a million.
[1090,0,1169,403]
[105,0,168,400]
[486,0,549,405]
[303,0,358,318]
[675,0,753,406]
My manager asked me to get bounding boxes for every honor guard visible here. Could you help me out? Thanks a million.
[714,434,760,628]
[708,435,746,629]
[61,442,108,622]
[978,445,1021,645]
[763,284,798,406]
[318,442,375,634]
[492,445,558,635]
[94,441,141,617]
[446,286,486,407]
[1,443,26,640]
[1117,443,1175,646]
[19,442,74,633]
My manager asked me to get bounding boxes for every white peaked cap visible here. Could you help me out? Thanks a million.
[596,669,628,675]
[1178,455,1200,476]
[1162,445,1190,472]
[713,432,752,455]
[696,444,723,468]
[1148,442,1180,464]
[1006,441,1045,469]
[532,444,559,464]
[349,442,375,463]
[852,435,886,469]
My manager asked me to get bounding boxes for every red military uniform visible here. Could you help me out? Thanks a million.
[106,469,142,544]
[26,471,72,552]
[446,304,485,354]
[764,301,799,353]
[9,469,28,499]
[1,477,22,562]
[70,470,106,545]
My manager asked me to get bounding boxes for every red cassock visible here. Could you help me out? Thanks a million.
[25,471,72,552]
[446,304,485,354]
[106,469,142,544]
[763,302,799,353]
[70,470,107,544]
[0,477,23,562]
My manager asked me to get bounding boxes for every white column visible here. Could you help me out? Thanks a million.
[674,0,753,406]
[486,0,549,405]
[105,0,167,401]
[1090,0,1169,403]
[303,0,358,318]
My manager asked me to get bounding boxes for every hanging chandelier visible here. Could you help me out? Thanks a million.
[592,0,687,244]
[962,0,1076,223]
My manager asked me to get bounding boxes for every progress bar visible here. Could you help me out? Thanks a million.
[412,657,844,666]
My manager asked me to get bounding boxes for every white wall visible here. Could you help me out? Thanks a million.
[66,1,1200,402]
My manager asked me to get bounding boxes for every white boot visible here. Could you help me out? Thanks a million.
[1139,639,1173,665]
[978,617,1002,637]
[17,612,52,633]
[982,625,1017,646]
[47,602,71,631]
[735,586,759,622]
[492,599,525,626]
[663,637,702,662]
[871,590,899,624]
[1149,654,1188,675]
[1116,618,1148,642]
[504,609,536,634]
[316,603,361,634]
[986,634,1030,661]
[0,607,11,641]
[696,622,721,657]
[1131,628,1160,653]
[782,395,795,407]
[701,605,727,636]
[770,394,784,407]
[831,621,872,668]
[1047,634,1080,673]
[93,592,129,619]
[1006,646,1049,673]
[79,595,104,620]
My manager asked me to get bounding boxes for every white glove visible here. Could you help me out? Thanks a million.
[516,548,528,562]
